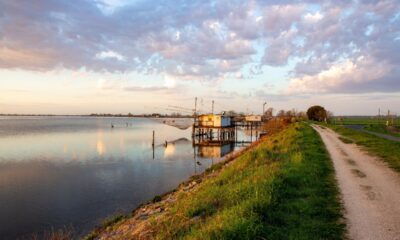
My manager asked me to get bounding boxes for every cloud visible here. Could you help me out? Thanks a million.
[286,56,396,94]
[262,27,299,66]
[303,12,323,24]
[96,74,184,93]
[0,0,399,93]
[0,47,53,70]
[97,78,116,90]
[122,85,169,92]
[95,51,125,61]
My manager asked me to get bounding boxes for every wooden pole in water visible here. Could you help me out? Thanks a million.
[152,130,155,146]
[152,130,155,159]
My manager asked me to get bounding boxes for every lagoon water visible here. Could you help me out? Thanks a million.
[0,116,251,239]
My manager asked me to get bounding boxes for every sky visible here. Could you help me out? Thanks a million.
[0,0,399,115]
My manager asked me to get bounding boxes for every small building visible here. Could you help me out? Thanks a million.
[197,114,232,128]
[245,115,262,122]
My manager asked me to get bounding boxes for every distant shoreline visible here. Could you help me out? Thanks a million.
[0,114,193,118]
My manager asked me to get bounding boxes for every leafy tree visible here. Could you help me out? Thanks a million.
[307,105,327,121]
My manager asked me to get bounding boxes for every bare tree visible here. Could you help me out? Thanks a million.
[277,110,285,117]
[264,107,274,118]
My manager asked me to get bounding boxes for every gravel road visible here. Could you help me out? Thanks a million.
[312,124,400,240]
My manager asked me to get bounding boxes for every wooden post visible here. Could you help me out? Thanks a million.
[256,129,258,140]
[235,125,237,142]
[250,123,253,141]
[152,130,155,146]
[152,130,155,159]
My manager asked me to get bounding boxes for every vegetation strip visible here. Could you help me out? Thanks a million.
[365,124,400,138]
[327,125,400,172]
[93,123,344,239]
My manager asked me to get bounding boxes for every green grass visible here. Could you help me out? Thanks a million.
[331,117,400,126]
[364,124,400,138]
[327,125,400,172]
[145,123,344,239]
[338,136,354,144]
[84,214,126,240]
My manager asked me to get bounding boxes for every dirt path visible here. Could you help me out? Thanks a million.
[312,125,400,240]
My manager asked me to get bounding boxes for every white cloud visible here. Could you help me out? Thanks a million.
[303,12,323,23]
[164,75,177,88]
[286,56,394,94]
[97,78,115,89]
[95,51,126,61]
[175,31,181,41]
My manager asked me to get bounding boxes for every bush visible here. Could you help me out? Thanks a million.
[152,195,162,203]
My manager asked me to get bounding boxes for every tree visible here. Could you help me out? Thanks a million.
[277,109,285,117]
[285,109,297,117]
[226,110,238,116]
[296,111,307,120]
[327,111,334,119]
[307,105,327,121]
[264,107,274,118]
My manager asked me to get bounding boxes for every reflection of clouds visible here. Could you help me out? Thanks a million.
[164,144,175,157]
[96,130,106,156]
[97,140,106,156]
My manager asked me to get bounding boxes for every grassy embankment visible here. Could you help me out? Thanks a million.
[327,124,400,172]
[95,122,344,239]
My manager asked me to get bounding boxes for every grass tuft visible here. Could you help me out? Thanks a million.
[83,214,125,240]
[339,136,354,144]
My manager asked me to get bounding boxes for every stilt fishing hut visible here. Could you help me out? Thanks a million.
[192,114,235,142]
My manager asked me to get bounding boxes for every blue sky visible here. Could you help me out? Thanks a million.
[0,0,399,115]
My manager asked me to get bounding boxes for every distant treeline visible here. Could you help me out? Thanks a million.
[0,114,62,116]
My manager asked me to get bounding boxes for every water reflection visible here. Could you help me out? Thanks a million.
[164,143,176,157]
[197,142,235,158]
[96,140,106,156]
[0,117,252,239]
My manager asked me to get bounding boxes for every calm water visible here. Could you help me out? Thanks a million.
[0,116,250,239]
